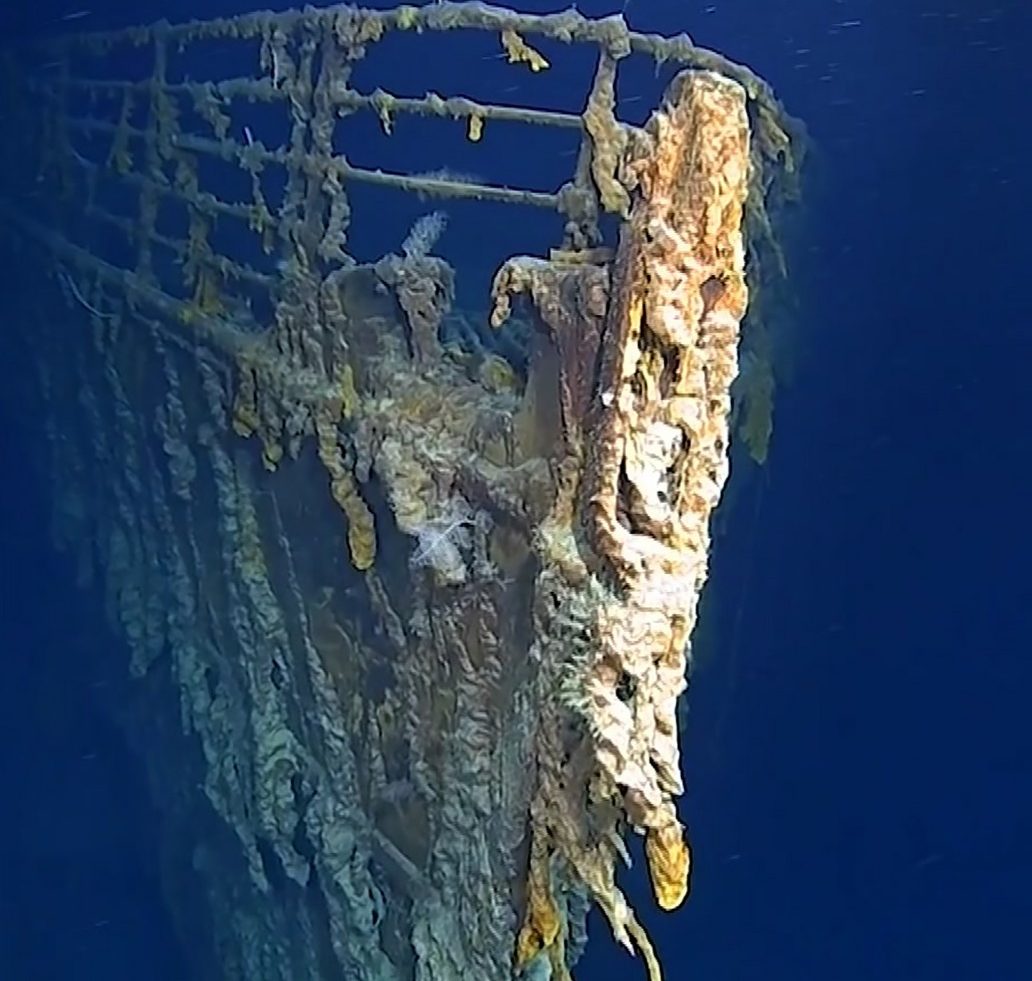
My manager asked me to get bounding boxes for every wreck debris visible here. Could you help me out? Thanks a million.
[0,4,804,980]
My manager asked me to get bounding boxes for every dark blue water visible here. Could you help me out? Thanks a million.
[1,1,1028,978]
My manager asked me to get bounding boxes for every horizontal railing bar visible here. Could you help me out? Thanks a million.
[331,85,585,130]
[32,2,778,109]
[1,202,240,363]
[58,74,590,131]
[3,204,368,402]
[42,2,678,56]
[50,75,587,131]
[342,164,559,208]
[66,115,562,209]
[83,201,276,290]
[48,75,284,102]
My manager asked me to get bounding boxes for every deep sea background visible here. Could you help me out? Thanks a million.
[1,0,1028,978]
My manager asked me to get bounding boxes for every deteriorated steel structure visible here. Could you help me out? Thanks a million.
[1,3,802,980]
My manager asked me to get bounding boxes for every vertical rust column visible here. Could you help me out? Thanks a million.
[584,68,751,910]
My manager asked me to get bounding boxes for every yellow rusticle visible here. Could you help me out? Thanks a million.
[261,439,283,472]
[395,5,419,30]
[315,410,377,571]
[501,28,549,72]
[645,823,692,911]
[231,365,260,439]
[515,838,562,968]
[338,362,359,420]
